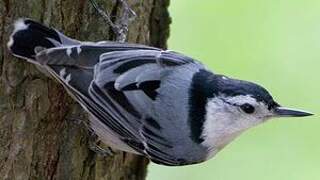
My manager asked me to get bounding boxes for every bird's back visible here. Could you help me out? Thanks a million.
[8,19,210,165]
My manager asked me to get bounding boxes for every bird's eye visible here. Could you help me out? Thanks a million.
[240,103,255,114]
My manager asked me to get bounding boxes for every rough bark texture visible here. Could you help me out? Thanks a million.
[0,0,170,180]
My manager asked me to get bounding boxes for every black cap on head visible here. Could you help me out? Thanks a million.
[205,72,279,109]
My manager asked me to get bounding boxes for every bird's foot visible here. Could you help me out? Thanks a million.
[67,115,115,157]
[66,116,86,125]
[89,0,136,42]
[88,132,115,157]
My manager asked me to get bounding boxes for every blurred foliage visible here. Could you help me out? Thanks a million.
[148,0,320,180]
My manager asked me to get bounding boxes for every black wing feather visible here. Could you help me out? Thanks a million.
[37,44,196,165]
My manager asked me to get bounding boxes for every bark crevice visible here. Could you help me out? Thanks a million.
[0,0,10,76]
[0,0,171,180]
[149,0,171,49]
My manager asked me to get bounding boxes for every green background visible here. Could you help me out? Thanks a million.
[147,0,320,180]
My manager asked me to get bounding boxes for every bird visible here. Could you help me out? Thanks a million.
[7,19,313,166]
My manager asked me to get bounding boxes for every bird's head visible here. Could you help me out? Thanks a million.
[191,70,313,152]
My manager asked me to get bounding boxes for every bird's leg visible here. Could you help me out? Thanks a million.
[88,131,115,157]
[89,0,136,42]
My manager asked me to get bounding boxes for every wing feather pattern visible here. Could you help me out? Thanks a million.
[36,43,198,165]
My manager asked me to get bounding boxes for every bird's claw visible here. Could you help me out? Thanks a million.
[88,132,115,157]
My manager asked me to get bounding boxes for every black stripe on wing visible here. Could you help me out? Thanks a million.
[103,81,142,119]
[113,59,155,74]
[120,80,161,100]
[44,66,135,140]
[90,81,178,165]
[90,82,135,125]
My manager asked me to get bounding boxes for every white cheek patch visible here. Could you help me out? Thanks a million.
[201,94,270,158]
[202,97,241,153]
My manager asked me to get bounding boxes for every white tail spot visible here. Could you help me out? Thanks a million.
[65,74,71,83]
[66,48,72,56]
[7,37,14,49]
[7,19,29,49]
[13,19,29,34]
[59,68,66,77]
[77,46,82,54]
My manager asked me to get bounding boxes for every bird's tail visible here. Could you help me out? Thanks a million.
[7,18,80,62]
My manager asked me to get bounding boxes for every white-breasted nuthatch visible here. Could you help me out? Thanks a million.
[7,19,313,166]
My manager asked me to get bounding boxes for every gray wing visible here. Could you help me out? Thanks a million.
[36,43,203,165]
[91,49,206,165]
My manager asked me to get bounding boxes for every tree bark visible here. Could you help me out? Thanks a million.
[0,0,170,179]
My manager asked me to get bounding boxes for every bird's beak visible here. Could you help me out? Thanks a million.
[273,106,314,117]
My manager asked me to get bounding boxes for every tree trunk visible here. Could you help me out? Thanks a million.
[0,0,170,179]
